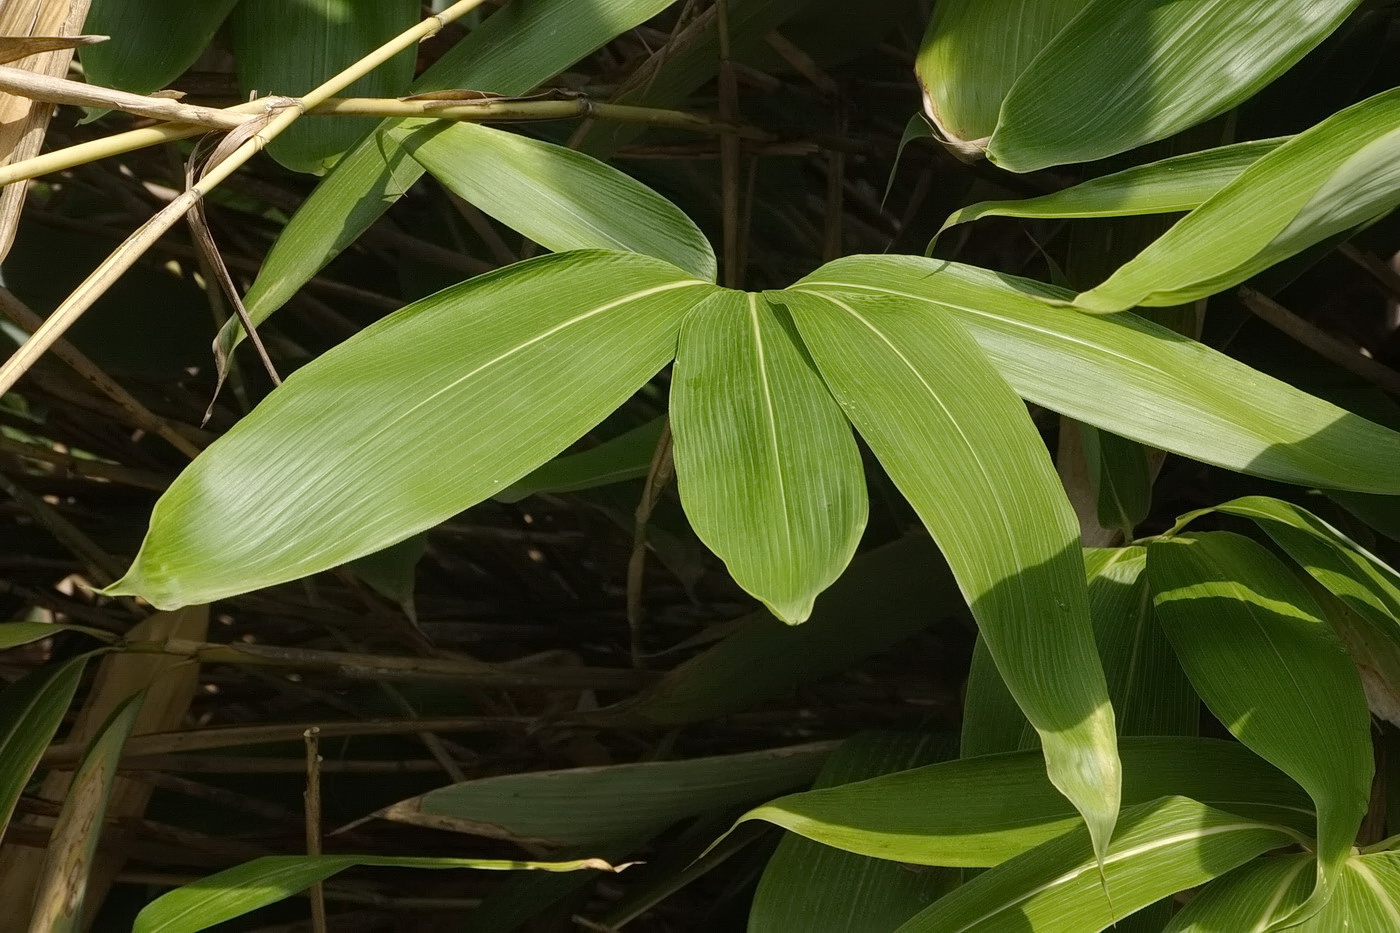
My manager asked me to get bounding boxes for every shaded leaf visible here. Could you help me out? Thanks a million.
[796,255,1400,494]
[776,287,1121,860]
[1149,532,1372,910]
[672,292,866,622]
[373,742,835,846]
[497,417,664,503]
[82,1,237,95]
[1164,854,1313,931]
[0,654,89,845]
[405,122,716,281]
[109,252,713,609]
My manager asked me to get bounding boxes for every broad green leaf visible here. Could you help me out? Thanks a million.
[608,535,961,728]
[1149,532,1372,909]
[895,797,1300,933]
[986,0,1360,172]
[777,286,1120,863]
[0,621,110,650]
[82,0,240,95]
[1164,854,1313,931]
[27,691,145,933]
[672,292,866,622]
[228,0,679,358]
[1185,496,1400,728]
[108,252,713,609]
[497,417,664,503]
[372,742,835,846]
[916,0,1090,150]
[1075,87,1400,312]
[738,737,1313,868]
[0,654,89,845]
[133,854,627,933]
[404,123,716,282]
[938,138,1288,234]
[231,0,419,173]
[750,733,960,933]
[796,255,1400,494]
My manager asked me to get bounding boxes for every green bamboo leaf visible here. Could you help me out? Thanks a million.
[0,621,110,650]
[938,138,1288,235]
[345,534,425,616]
[1149,532,1372,911]
[226,0,679,358]
[1185,496,1400,728]
[750,733,960,933]
[133,854,628,933]
[0,654,90,845]
[1164,854,1313,931]
[775,288,1120,865]
[960,635,1034,757]
[986,0,1360,172]
[28,691,145,932]
[1080,425,1151,539]
[672,292,866,622]
[107,251,714,609]
[738,737,1313,868]
[404,123,716,282]
[371,742,835,846]
[81,0,240,95]
[1075,87,1400,312]
[497,417,664,503]
[916,0,1090,152]
[795,255,1400,494]
[230,0,419,174]
[609,535,959,728]
[895,797,1300,933]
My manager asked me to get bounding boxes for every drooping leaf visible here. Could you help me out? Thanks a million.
[894,796,1301,933]
[1074,87,1400,312]
[607,535,961,728]
[0,654,90,845]
[371,742,835,847]
[776,286,1120,864]
[497,417,665,503]
[938,138,1288,235]
[230,0,419,173]
[750,733,960,933]
[671,292,866,622]
[737,736,1313,868]
[108,252,714,609]
[404,122,717,282]
[985,0,1361,172]
[132,854,629,933]
[228,0,680,358]
[26,691,145,933]
[1149,532,1372,910]
[794,255,1400,494]
[82,0,240,95]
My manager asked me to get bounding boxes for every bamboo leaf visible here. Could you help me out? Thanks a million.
[132,854,629,933]
[0,654,89,845]
[81,0,240,96]
[894,797,1300,933]
[1149,532,1372,911]
[405,123,716,282]
[987,0,1361,172]
[371,742,834,847]
[672,292,866,622]
[1164,854,1313,931]
[938,138,1287,235]
[1075,87,1400,312]
[775,287,1121,865]
[797,255,1400,494]
[230,0,419,173]
[750,733,960,933]
[738,737,1313,867]
[227,0,679,358]
[107,252,713,609]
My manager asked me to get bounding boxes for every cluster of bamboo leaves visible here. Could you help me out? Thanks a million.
[5,0,1400,928]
